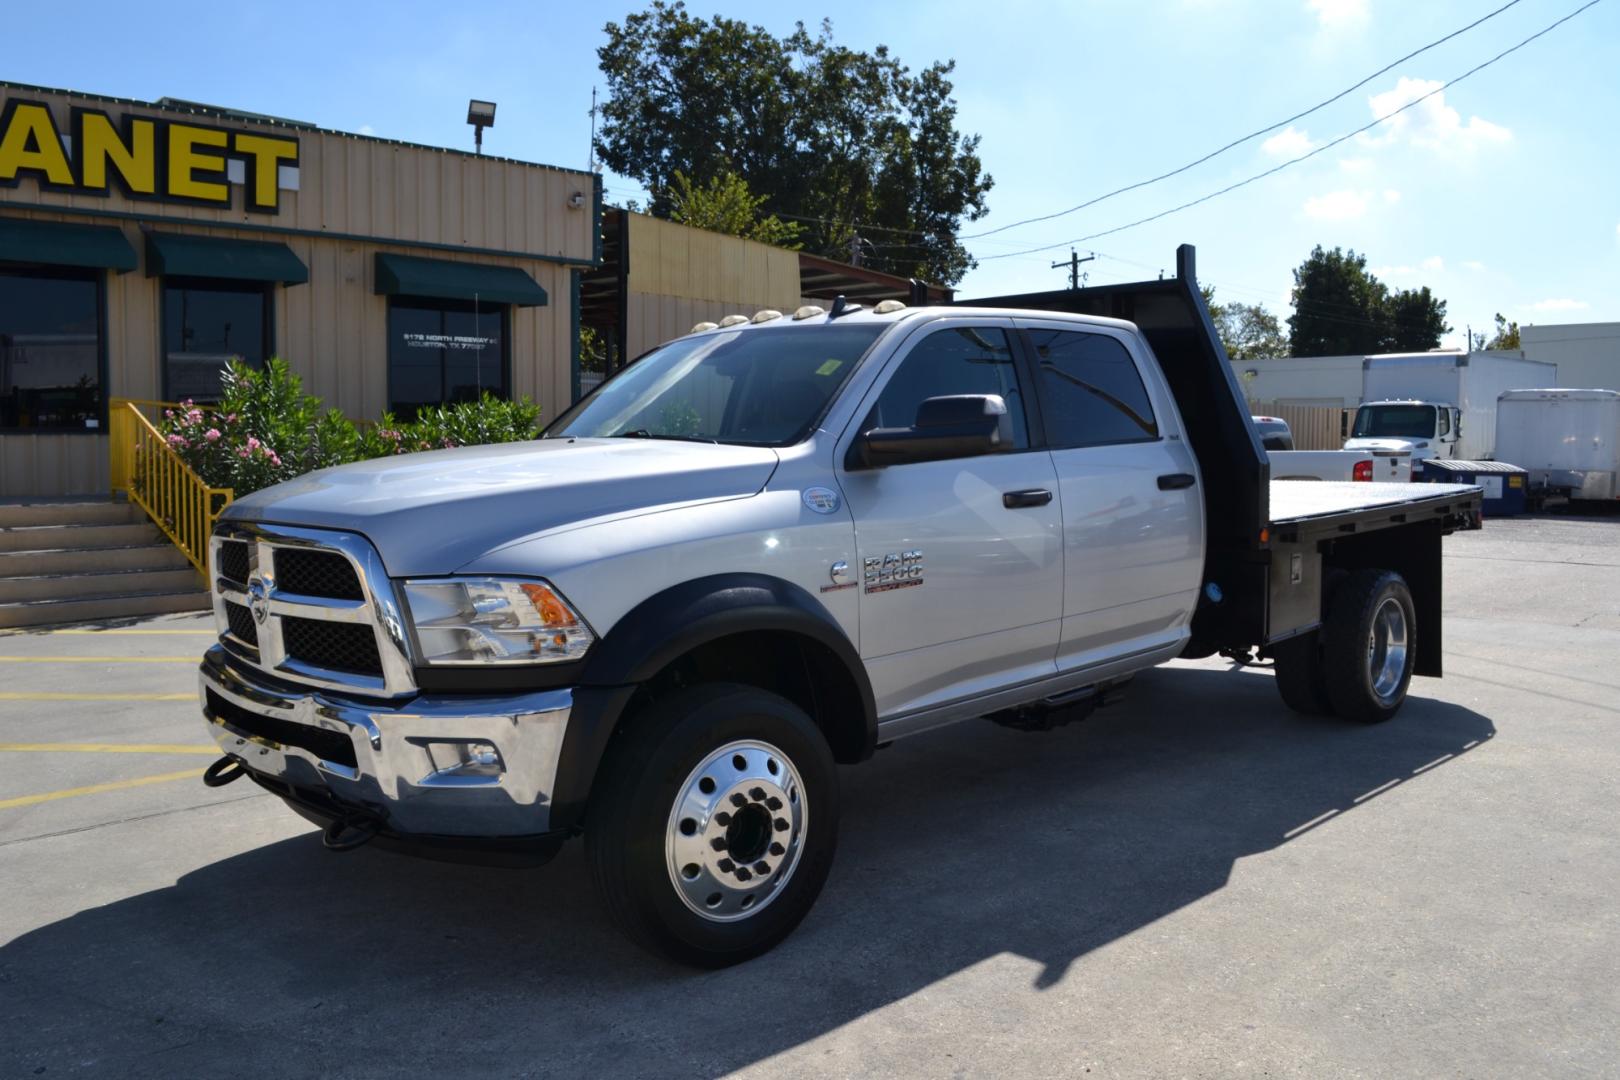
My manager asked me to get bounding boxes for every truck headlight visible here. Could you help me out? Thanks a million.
[402,578,594,665]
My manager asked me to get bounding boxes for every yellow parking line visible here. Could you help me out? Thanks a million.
[0,692,195,702]
[0,629,213,636]
[0,742,216,755]
[0,656,196,663]
[0,768,206,810]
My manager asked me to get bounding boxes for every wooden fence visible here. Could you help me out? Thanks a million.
[1248,401,1353,451]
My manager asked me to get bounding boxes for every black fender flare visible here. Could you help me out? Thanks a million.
[547,574,876,834]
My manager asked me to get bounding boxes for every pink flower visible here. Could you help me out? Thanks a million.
[166,434,188,448]
[225,413,238,423]
[267,451,281,466]
[236,447,250,459]
[246,437,261,450]
[205,429,221,442]
[164,409,174,419]
[186,409,203,424]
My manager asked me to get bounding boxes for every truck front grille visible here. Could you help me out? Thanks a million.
[217,540,251,586]
[224,601,259,648]
[282,616,383,676]
[274,548,364,600]
[209,524,414,698]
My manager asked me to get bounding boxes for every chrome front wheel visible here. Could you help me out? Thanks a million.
[665,740,807,922]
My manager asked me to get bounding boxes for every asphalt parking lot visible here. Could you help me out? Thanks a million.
[2,512,1617,1079]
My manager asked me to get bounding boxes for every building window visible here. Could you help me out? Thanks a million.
[387,296,508,420]
[162,277,272,402]
[0,265,105,432]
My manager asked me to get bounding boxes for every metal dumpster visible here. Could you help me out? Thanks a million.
[1417,459,1530,517]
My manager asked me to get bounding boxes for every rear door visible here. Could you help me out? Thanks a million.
[1017,320,1204,670]
[836,319,1063,720]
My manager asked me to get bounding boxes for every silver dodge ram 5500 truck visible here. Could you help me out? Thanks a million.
[195,247,1480,966]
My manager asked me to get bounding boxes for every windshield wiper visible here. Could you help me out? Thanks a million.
[616,429,719,444]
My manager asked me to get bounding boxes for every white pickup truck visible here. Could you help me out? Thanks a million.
[1254,415,1412,483]
[194,246,1480,966]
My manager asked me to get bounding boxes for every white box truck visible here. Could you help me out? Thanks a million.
[1495,388,1620,502]
[1345,351,1556,467]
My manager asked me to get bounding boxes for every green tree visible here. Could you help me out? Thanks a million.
[595,2,992,285]
[1485,312,1522,350]
[1287,246,1450,356]
[1203,286,1288,361]
[667,170,803,248]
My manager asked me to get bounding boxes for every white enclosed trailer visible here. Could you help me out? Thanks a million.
[1495,388,1620,502]
[1348,351,1557,462]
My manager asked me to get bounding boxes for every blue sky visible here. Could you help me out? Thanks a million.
[12,0,1617,346]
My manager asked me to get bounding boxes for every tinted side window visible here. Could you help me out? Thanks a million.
[1029,329,1158,447]
[865,326,1029,450]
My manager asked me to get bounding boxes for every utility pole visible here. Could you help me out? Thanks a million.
[587,87,598,173]
[1051,248,1095,290]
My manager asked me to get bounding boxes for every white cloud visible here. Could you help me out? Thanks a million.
[1420,255,1444,272]
[1363,76,1512,151]
[1262,126,1315,157]
[1463,260,1486,271]
[1530,298,1590,312]
[1309,0,1368,28]
[1383,189,1401,203]
[1303,189,1371,221]
[1339,156,1374,173]
[1372,265,1416,278]
[358,124,377,136]
[1615,222,1620,243]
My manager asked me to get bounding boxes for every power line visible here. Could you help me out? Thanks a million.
[976,0,1604,263]
[962,0,1527,241]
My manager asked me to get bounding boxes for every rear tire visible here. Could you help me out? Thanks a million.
[1272,631,1331,715]
[1321,569,1416,724]
[585,683,839,967]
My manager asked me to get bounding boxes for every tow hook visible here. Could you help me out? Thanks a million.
[202,755,247,788]
[322,812,384,853]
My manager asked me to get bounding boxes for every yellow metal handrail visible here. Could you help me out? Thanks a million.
[109,398,233,576]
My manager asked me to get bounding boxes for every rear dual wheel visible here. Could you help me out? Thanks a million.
[1273,569,1416,724]
[586,683,838,968]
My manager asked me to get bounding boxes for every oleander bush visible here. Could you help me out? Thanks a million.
[160,358,542,495]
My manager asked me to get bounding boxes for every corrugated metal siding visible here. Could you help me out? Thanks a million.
[623,214,804,357]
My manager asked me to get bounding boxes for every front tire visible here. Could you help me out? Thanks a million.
[585,683,839,967]
[1321,569,1416,724]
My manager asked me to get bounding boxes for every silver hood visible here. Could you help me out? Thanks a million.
[224,438,780,575]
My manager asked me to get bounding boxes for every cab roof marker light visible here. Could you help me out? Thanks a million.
[751,309,783,324]
[689,321,718,334]
[718,314,750,328]
[873,299,907,314]
[792,305,825,321]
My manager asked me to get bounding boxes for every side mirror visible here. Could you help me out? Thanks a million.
[852,394,1007,468]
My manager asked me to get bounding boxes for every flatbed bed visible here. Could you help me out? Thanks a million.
[1269,481,1481,537]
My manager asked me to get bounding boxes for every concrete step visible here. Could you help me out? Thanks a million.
[0,501,142,528]
[0,522,161,554]
[0,589,211,629]
[0,543,191,578]
[0,567,204,604]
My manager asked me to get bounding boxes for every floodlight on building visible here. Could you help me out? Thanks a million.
[467,99,497,155]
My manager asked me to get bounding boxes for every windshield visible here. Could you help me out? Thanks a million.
[1353,404,1436,438]
[547,324,887,446]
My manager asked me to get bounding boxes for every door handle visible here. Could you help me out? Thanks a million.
[1157,473,1196,490]
[1003,488,1053,508]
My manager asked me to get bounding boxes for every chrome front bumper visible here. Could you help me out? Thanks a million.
[199,645,571,839]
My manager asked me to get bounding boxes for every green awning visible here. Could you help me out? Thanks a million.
[0,216,138,273]
[145,232,308,285]
[374,252,548,307]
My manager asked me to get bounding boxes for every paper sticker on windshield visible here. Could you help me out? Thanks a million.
[803,487,841,514]
[815,359,843,377]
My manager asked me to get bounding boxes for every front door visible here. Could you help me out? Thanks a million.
[836,320,1063,720]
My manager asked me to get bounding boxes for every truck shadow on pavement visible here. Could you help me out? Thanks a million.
[1,664,1495,1078]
